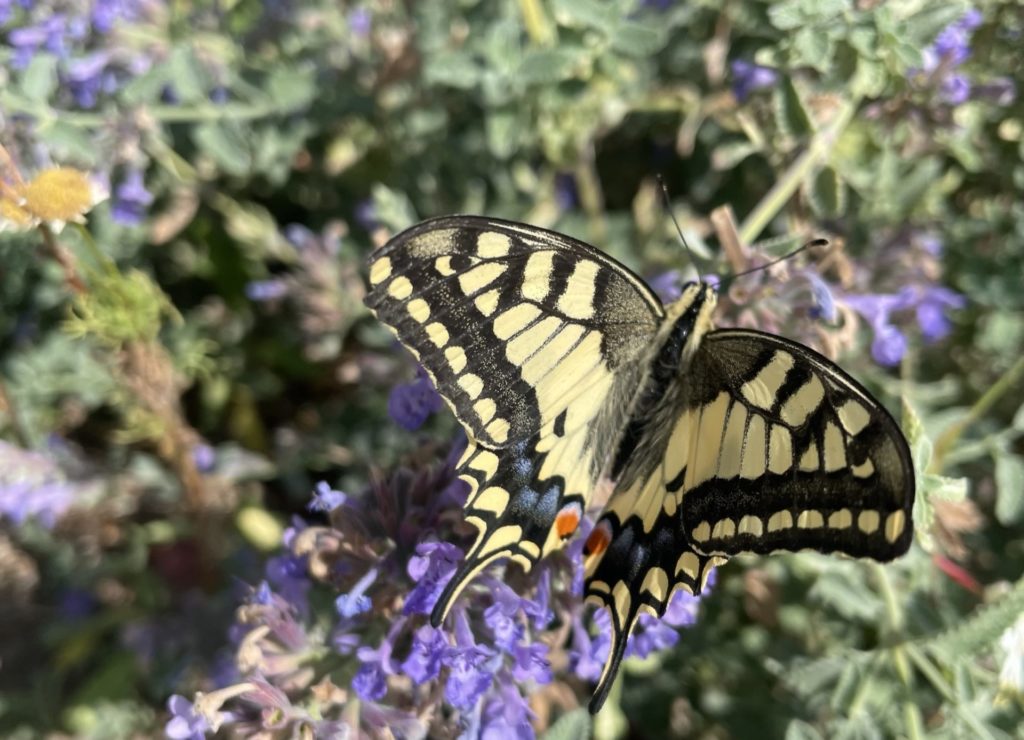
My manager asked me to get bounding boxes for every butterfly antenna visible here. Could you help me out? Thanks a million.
[656,174,702,282]
[729,237,829,280]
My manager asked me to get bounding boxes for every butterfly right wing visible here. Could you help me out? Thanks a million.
[365,216,665,621]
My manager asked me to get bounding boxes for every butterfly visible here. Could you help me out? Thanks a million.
[364,216,915,713]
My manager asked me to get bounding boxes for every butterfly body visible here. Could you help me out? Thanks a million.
[364,215,914,713]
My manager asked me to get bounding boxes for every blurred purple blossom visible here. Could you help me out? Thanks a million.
[480,682,535,739]
[804,271,838,323]
[355,199,378,230]
[554,172,579,210]
[309,480,347,512]
[111,168,154,225]
[192,443,216,473]
[245,278,289,302]
[335,567,378,618]
[941,74,971,105]
[731,60,779,101]
[845,284,964,366]
[388,366,443,430]
[165,695,211,740]
[400,624,448,683]
[353,619,405,701]
[403,540,463,615]
[0,441,87,528]
[649,269,683,303]
[348,6,371,37]
[445,610,500,710]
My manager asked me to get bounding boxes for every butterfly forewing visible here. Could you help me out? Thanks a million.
[365,216,664,621]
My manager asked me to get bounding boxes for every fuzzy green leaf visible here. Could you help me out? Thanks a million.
[774,78,816,139]
[540,708,591,740]
[926,576,1024,660]
[995,453,1024,525]
[194,122,252,177]
[19,54,58,102]
[806,166,846,218]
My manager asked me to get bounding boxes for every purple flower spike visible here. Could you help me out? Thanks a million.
[353,618,404,701]
[388,367,443,431]
[400,624,449,683]
[165,695,211,740]
[309,481,347,512]
[111,168,154,225]
[444,611,499,711]
[941,74,971,105]
[480,682,535,740]
[731,60,779,101]
[569,611,610,682]
[245,279,289,302]
[871,324,908,367]
[404,541,463,616]
[804,272,838,323]
[335,567,378,618]
[511,642,552,684]
[916,286,966,342]
[626,614,680,659]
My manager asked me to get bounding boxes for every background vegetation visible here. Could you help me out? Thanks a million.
[1,0,1022,737]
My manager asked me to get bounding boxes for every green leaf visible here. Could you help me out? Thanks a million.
[424,51,481,90]
[1012,402,1024,432]
[609,22,667,58]
[786,720,825,740]
[166,45,209,103]
[806,166,846,218]
[18,54,58,102]
[768,0,806,31]
[194,122,252,176]
[486,109,520,159]
[850,57,887,98]
[552,0,617,33]
[792,27,834,72]
[265,64,316,111]
[995,453,1024,525]
[540,708,591,740]
[518,48,586,84]
[711,141,762,171]
[774,77,815,139]
[927,575,1024,660]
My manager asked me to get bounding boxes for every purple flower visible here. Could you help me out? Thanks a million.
[444,611,499,710]
[92,0,143,34]
[626,614,680,659]
[335,567,378,618]
[649,270,683,303]
[731,60,779,101]
[480,682,535,740]
[309,481,347,512]
[353,619,404,701]
[569,610,610,682]
[0,441,82,528]
[916,286,966,342]
[933,10,983,65]
[165,695,211,740]
[554,172,578,210]
[975,77,1017,106]
[400,624,448,683]
[65,53,117,108]
[355,199,378,230]
[871,324,908,367]
[804,272,837,323]
[404,541,463,615]
[111,169,154,225]
[349,7,371,37]
[511,642,552,684]
[388,367,443,431]
[941,73,971,105]
[192,443,216,473]
[265,553,310,612]
[484,602,523,652]
[59,588,97,620]
[284,223,317,249]
[245,279,289,302]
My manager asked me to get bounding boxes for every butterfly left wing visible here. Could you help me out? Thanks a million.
[583,328,914,712]
[365,216,666,623]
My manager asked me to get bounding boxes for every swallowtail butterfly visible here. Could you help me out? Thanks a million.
[365,216,915,712]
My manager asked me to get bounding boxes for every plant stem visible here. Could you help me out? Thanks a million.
[39,224,88,294]
[739,98,858,245]
[518,0,555,45]
[930,355,1024,473]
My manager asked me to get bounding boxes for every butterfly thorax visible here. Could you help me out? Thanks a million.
[599,282,719,491]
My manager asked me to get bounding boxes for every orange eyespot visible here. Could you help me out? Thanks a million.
[555,505,581,539]
[584,521,612,557]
